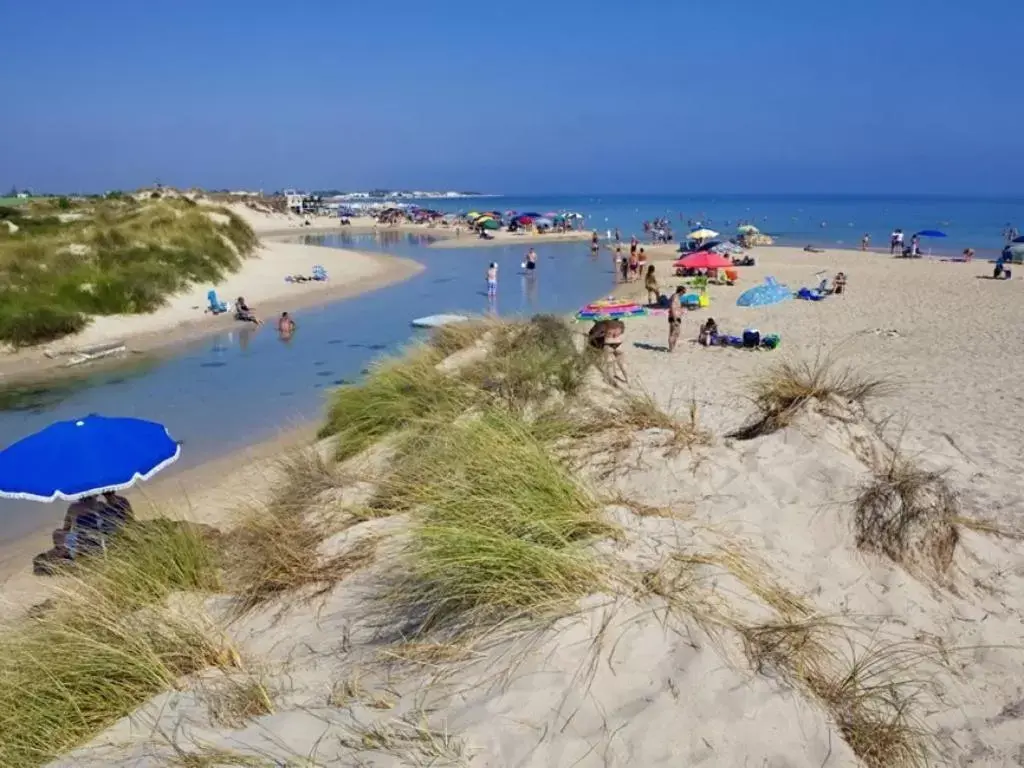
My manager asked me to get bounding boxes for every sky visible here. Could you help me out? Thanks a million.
[2,0,1022,195]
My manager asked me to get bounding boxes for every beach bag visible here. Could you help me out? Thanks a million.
[742,330,760,349]
[761,334,780,350]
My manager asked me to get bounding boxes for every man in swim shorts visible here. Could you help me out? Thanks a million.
[486,262,498,296]
[525,248,537,271]
[668,286,686,352]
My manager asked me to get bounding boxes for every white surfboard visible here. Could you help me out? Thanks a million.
[410,314,471,328]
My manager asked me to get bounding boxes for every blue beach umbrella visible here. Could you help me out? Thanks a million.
[0,414,181,502]
[915,230,947,238]
[737,278,792,308]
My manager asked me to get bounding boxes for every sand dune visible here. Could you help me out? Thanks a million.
[20,245,1024,766]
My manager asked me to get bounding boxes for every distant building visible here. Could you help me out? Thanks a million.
[15,191,30,199]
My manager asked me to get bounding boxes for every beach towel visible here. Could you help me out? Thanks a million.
[206,290,228,314]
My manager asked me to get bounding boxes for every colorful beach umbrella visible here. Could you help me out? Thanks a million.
[575,298,648,321]
[737,224,760,234]
[689,228,719,241]
[0,415,181,502]
[532,217,554,227]
[673,252,733,270]
[477,219,500,230]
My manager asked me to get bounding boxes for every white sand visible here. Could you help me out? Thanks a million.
[27,246,1024,766]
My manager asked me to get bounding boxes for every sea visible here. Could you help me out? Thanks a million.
[423,193,1023,257]
[0,194,1020,544]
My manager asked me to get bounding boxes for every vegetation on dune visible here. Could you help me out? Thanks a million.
[382,409,615,634]
[0,197,257,347]
[0,521,231,767]
[730,351,889,439]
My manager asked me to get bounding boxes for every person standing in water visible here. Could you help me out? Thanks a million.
[486,262,498,297]
[668,286,686,352]
[525,248,537,272]
[590,231,599,254]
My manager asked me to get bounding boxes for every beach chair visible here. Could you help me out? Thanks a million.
[724,268,739,285]
[207,290,228,314]
[312,265,328,281]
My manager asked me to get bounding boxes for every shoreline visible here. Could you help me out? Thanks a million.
[0,239,424,386]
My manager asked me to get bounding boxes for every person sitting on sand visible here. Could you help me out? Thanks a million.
[587,319,628,385]
[698,317,719,347]
[668,286,686,352]
[962,248,975,262]
[833,272,847,295]
[644,265,660,305]
[235,297,261,325]
[51,495,103,557]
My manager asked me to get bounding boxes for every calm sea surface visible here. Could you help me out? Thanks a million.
[0,194,1020,542]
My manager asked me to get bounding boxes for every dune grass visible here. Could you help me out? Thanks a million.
[730,352,889,439]
[0,519,233,767]
[379,409,615,635]
[854,454,961,581]
[742,619,936,768]
[460,314,595,411]
[0,197,257,346]
[318,347,478,461]
[226,447,380,614]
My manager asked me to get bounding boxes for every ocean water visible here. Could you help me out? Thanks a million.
[427,194,1024,256]
[0,193,1020,542]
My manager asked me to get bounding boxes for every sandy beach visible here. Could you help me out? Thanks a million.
[8,241,1019,766]
[0,206,424,382]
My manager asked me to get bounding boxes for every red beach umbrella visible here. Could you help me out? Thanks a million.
[673,252,733,270]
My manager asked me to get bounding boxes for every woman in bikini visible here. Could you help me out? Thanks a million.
[587,319,628,384]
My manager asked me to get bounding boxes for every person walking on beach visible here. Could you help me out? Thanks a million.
[861,233,870,251]
[628,247,639,282]
[486,262,498,297]
[668,286,685,352]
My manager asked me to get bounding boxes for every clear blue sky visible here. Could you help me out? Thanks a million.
[3,0,1021,195]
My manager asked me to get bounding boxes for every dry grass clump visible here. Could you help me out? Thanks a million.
[742,621,936,768]
[854,455,960,581]
[590,392,712,456]
[461,314,595,411]
[382,409,616,635]
[319,347,477,461]
[730,352,888,440]
[205,676,276,727]
[0,521,233,767]
[226,448,380,615]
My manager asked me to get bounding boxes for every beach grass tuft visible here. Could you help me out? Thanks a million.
[380,409,615,635]
[227,448,380,614]
[318,347,477,461]
[461,314,595,411]
[0,519,233,767]
[730,352,888,439]
[854,454,960,581]
[741,620,935,768]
